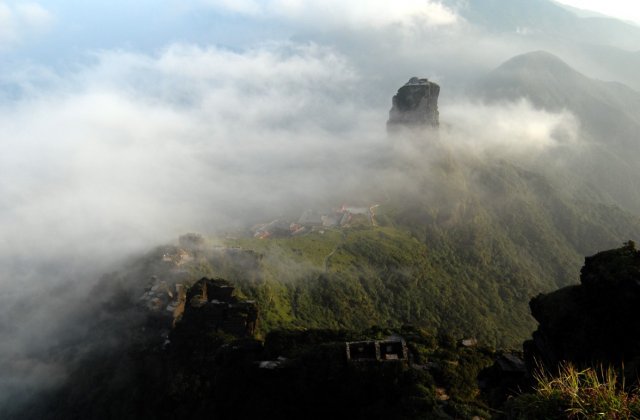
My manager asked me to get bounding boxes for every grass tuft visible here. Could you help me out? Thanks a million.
[506,363,640,419]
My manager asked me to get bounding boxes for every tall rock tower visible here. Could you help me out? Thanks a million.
[387,77,440,131]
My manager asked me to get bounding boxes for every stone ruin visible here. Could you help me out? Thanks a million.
[387,77,440,131]
[345,336,409,362]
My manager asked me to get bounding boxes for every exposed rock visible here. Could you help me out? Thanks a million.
[524,241,640,379]
[458,338,478,348]
[139,277,187,327]
[435,387,450,401]
[179,277,258,337]
[387,77,440,131]
[257,356,289,370]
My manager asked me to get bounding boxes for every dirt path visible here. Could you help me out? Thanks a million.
[369,204,380,226]
[324,231,347,272]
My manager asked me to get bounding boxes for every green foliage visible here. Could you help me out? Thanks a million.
[88,155,640,351]
[197,157,640,347]
[216,224,545,347]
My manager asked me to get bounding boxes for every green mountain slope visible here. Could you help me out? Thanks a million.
[89,52,640,350]
[109,153,638,348]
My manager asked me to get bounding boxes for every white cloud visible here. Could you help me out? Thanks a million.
[0,42,584,279]
[0,1,53,49]
[0,3,18,46]
[208,0,262,14]
[201,0,458,28]
[0,42,380,266]
[554,0,640,25]
[15,2,53,30]
[439,99,580,158]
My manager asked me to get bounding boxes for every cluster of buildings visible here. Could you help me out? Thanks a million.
[253,205,378,239]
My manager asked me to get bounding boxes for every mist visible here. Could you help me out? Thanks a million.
[0,41,580,279]
[0,0,632,415]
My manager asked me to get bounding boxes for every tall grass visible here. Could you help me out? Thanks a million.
[506,363,640,419]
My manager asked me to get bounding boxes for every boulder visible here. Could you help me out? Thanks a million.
[524,241,640,380]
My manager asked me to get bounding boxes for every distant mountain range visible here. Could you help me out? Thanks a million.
[448,0,640,50]
[443,0,640,91]
[474,50,640,212]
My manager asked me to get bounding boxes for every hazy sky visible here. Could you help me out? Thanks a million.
[1,0,638,68]
[554,0,640,24]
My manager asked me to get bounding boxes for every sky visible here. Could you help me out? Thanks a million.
[554,0,640,24]
[1,1,638,70]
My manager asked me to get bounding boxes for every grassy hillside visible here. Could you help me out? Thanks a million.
[135,155,640,348]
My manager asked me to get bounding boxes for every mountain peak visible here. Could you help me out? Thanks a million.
[498,50,578,75]
[387,77,440,131]
[474,50,589,109]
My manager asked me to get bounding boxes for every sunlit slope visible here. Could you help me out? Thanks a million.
[181,157,640,348]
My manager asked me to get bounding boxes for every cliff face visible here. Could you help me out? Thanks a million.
[524,242,640,377]
[387,77,440,131]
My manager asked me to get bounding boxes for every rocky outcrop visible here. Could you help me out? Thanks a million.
[139,277,187,331]
[387,77,440,131]
[524,241,640,378]
[179,277,258,337]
